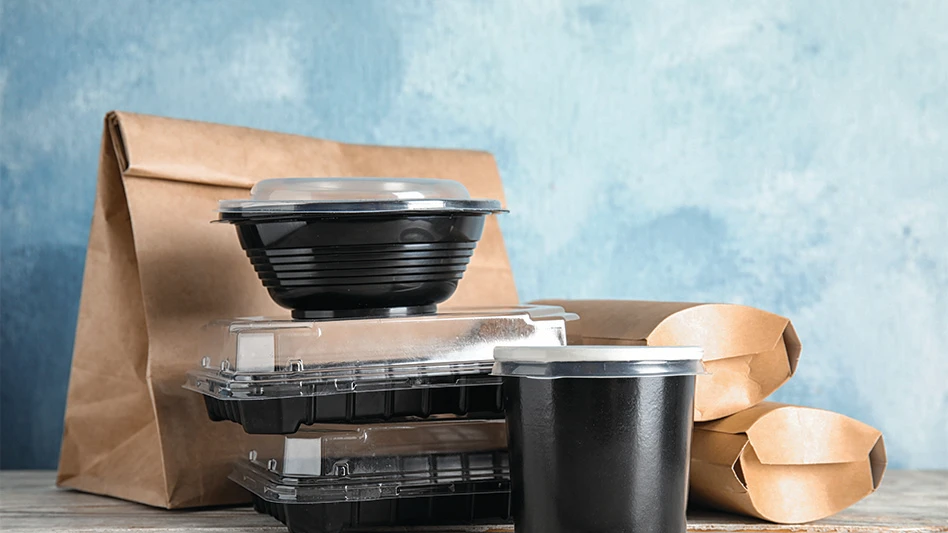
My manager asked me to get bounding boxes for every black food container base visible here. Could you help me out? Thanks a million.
[252,489,512,533]
[203,380,504,434]
[232,217,485,319]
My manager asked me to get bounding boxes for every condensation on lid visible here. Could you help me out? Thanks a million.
[218,177,505,214]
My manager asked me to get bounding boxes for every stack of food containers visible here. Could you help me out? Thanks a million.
[184,178,578,532]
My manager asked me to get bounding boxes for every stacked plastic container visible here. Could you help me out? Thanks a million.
[232,422,512,533]
[184,178,577,533]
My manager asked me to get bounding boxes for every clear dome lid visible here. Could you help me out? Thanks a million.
[230,420,510,504]
[219,177,504,216]
[250,177,472,202]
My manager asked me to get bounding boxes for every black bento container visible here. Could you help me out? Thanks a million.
[231,421,513,533]
[493,346,704,533]
[217,178,506,319]
[185,306,576,434]
[200,378,505,434]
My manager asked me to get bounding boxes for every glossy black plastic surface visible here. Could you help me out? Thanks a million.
[252,487,512,533]
[203,382,504,434]
[503,375,696,533]
[229,214,486,317]
[245,447,512,533]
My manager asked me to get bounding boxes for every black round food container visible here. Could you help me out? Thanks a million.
[218,178,505,319]
[492,346,704,533]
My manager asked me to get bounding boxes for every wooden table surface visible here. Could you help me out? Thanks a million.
[1,470,945,532]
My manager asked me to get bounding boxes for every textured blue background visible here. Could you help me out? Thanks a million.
[1,0,946,469]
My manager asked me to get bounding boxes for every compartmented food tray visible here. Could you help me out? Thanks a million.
[232,421,512,533]
[186,305,576,433]
[201,375,504,434]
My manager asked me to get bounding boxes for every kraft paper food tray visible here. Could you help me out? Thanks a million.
[690,402,887,524]
[57,111,518,508]
[533,300,801,421]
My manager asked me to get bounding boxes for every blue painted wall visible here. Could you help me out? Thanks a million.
[2,0,946,469]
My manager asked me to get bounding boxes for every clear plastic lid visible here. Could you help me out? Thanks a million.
[231,420,509,503]
[492,345,705,379]
[185,305,577,400]
[219,177,505,215]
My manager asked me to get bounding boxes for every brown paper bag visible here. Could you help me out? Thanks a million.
[532,300,801,421]
[689,402,887,523]
[57,111,518,508]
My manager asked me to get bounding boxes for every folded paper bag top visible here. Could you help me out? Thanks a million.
[690,402,887,524]
[57,111,518,509]
[532,300,801,421]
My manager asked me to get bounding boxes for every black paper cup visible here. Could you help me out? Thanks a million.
[219,178,505,319]
[492,346,704,533]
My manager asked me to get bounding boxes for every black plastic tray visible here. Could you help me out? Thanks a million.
[237,448,512,533]
[252,489,511,533]
[204,382,504,434]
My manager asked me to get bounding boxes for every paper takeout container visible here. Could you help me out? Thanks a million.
[689,402,887,523]
[493,346,703,533]
[533,300,801,421]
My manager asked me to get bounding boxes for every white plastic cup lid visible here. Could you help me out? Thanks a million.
[492,345,704,379]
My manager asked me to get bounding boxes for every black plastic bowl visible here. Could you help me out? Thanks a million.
[225,212,489,319]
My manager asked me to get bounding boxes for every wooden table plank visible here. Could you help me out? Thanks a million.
[687,470,948,532]
[0,471,280,533]
[1,470,945,532]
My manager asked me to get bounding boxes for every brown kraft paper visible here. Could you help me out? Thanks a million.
[532,300,801,421]
[57,111,518,509]
[690,402,887,523]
